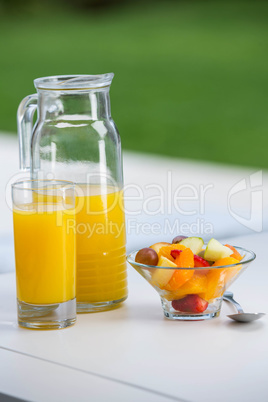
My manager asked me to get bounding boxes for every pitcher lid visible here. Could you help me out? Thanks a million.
[34,74,114,90]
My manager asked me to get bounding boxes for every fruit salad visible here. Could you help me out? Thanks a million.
[135,236,243,315]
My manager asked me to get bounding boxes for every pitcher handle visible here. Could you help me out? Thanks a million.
[17,94,38,171]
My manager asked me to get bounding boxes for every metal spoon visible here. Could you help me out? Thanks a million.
[223,291,265,322]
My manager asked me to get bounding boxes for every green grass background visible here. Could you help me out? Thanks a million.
[0,1,268,168]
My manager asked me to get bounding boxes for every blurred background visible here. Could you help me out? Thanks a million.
[0,0,268,272]
[0,0,267,168]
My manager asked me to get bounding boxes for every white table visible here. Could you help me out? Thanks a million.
[0,232,268,402]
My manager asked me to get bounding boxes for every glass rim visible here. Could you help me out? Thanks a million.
[11,179,76,192]
[127,245,256,270]
[34,73,114,91]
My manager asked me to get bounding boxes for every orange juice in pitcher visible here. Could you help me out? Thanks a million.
[17,74,128,312]
[75,185,127,310]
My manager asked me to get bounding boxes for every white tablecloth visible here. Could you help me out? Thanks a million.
[0,232,267,402]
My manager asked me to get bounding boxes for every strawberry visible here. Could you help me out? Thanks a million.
[194,254,210,267]
[170,249,182,259]
[194,254,210,275]
[171,294,208,313]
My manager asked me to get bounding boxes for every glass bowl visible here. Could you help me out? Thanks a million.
[127,246,256,321]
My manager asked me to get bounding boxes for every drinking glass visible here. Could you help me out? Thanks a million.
[12,180,76,329]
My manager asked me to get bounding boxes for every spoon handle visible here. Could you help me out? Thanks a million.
[223,293,244,314]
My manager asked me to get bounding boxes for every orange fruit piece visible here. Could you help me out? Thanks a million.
[159,244,186,262]
[165,269,194,291]
[165,271,208,301]
[175,248,194,268]
[212,257,239,267]
[201,257,240,301]
[224,244,243,261]
[164,248,194,291]
[199,268,225,301]
[214,256,242,290]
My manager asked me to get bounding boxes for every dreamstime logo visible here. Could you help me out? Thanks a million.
[227,171,263,232]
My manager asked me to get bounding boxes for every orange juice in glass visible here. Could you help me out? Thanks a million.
[12,180,76,330]
[76,185,128,312]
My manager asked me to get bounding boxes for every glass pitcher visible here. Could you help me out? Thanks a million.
[17,74,128,313]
